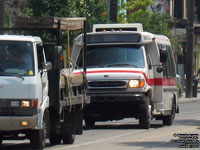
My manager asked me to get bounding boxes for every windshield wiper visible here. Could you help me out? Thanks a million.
[0,72,24,80]
[106,63,139,68]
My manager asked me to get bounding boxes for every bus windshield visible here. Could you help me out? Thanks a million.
[77,45,145,68]
[0,41,34,76]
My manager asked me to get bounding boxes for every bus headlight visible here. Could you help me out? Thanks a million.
[21,101,31,107]
[128,79,145,88]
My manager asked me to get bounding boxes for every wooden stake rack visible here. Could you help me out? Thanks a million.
[14,16,86,31]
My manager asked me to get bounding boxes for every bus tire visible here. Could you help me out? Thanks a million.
[163,101,176,126]
[139,97,151,129]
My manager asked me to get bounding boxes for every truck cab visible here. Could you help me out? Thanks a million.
[72,23,179,129]
[0,35,51,147]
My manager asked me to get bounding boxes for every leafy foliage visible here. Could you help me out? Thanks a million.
[196,0,200,21]
[24,0,108,46]
[118,0,171,35]
[26,0,107,32]
[118,0,180,53]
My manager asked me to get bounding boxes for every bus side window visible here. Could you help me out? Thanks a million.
[166,46,176,78]
[159,44,176,79]
[145,46,152,69]
[158,44,168,78]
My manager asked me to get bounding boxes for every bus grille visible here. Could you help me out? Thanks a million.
[88,81,126,88]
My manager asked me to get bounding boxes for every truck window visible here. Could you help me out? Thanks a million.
[37,44,45,70]
[77,45,145,68]
[0,41,34,76]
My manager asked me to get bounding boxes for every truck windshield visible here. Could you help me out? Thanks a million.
[0,41,34,76]
[77,45,145,68]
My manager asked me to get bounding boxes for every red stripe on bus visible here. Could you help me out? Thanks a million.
[74,70,176,86]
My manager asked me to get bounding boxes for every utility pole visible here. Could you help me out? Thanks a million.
[109,0,118,23]
[185,0,195,98]
[0,0,5,34]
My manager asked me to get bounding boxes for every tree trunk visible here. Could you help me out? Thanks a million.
[109,0,118,23]
[0,0,5,34]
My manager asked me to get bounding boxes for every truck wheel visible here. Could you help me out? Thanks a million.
[49,134,62,145]
[62,134,75,144]
[139,97,152,129]
[30,129,45,149]
[30,110,49,149]
[84,119,95,128]
[163,101,176,126]
[0,136,3,145]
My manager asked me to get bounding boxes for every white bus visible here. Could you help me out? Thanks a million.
[72,23,179,129]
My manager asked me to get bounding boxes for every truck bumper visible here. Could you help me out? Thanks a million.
[0,116,38,131]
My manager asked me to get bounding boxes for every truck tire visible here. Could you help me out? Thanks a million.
[84,119,95,128]
[0,136,3,145]
[139,97,152,129]
[163,100,176,126]
[62,134,75,144]
[30,110,49,149]
[49,134,62,145]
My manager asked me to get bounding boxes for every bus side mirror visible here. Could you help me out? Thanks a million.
[157,66,163,73]
[159,47,167,63]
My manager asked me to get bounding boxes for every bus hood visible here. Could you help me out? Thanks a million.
[0,77,31,99]
[84,68,147,81]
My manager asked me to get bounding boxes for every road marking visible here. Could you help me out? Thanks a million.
[51,129,154,150]
[133,126,200,150]
[52,126,200,150]
[136,126,200,142]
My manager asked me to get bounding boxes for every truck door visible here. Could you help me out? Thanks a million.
[37,44,49,104]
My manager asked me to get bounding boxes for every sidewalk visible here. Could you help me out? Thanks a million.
[178,91,200,104]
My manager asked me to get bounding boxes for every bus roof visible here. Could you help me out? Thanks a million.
[93,23,143,32]
[74,30,171,46]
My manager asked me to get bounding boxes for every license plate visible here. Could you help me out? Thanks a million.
[10,101,20,107]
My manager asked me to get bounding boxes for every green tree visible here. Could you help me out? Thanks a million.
[26,0,107,32]
[118,0,172,36]
[25,0,108,45]
[118,0,181,53]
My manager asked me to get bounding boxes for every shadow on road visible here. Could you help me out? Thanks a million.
[0,142,53,150]
[84,123,164,130]
[0,143,32,150]
[174,119,200,127]
[118,141,190,149]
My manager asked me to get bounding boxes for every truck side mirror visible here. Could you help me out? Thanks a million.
[159,46,167,63]
[44,61,52,71]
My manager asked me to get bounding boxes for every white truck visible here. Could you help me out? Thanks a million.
[72,23,179,129]
[0,17,87,149]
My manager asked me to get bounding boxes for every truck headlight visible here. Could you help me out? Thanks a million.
[21,101,31,107]
[128,79,145,88]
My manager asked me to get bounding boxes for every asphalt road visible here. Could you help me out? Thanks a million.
[1,101,200,150]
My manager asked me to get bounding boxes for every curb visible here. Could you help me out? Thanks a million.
[178,97,200,104]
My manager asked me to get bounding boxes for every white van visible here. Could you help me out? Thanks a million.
[72,23,179,129]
